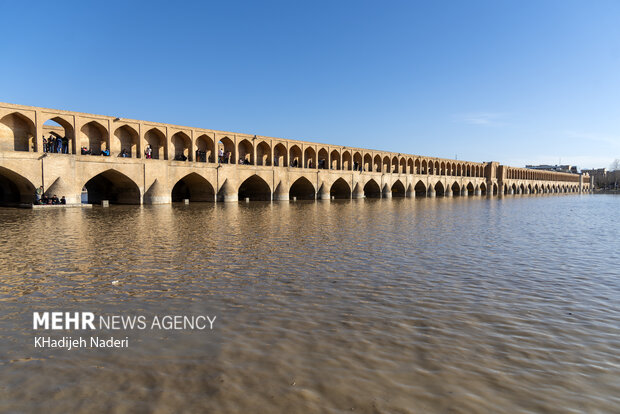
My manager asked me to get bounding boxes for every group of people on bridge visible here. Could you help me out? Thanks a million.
[34,186,66,205]
[43,134,69,154]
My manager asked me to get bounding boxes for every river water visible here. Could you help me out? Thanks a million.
[1,194,619,413]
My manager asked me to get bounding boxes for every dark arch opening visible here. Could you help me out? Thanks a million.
[364,179,381,198]
[289,177,315,200]
[238,175,271,201]
[451,182,460,196]
[414,180,426,197]
[434,182,445,197]
[493,183,498,196]
[0,166,36,205]
[171,173,215,202]
[0,112,35,152]
[391,180,405,197]
[330,178,351,199]
[467,182,475,196]
[83,170,141,205]
[480,183,487,196]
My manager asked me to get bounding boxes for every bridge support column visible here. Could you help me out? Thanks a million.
[461,188,468,196]
[445,189,452,197]
[524,188,530,194]
[508,187,514,195]
[428,188,436,198]
[474,188,481,196]
[382,184,392,199]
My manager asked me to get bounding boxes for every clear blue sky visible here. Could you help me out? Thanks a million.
[1,0,619,169]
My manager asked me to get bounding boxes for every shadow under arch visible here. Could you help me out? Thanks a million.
[289,176,315,200]
[391,180,405,197]
[172,173,215,202]
[414,180,426,197]
[238,175,271,201]
[83,169,141,205]
[0,166,36,204]
[364,179,381,198]
[330,178,351,199]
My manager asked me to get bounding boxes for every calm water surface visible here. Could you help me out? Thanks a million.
[0,195,619,413]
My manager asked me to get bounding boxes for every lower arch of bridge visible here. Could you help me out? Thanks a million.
[466,182,474,195]
[414,180,426,197]
[238,175,271,201]
[434,181,445,197]
[83,169,141,205]
[171,173,215,202]
[330,178,351,199]
[289,177,315,200]
[493,183,498,195]
[363,179,381,198]
[391,180,405,197]
[451,182,460,195]
[480,182,487,196]
[0,166,35,204]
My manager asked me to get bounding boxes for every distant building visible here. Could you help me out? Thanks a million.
[525,164,578,174]
[582,168,619,189]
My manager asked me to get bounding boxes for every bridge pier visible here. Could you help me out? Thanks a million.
[445,189,453,197]
[382,184,392,199]
[428,188,436,198]
[461,188,468,196]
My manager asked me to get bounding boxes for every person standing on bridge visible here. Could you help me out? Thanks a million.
[145,145,152,159]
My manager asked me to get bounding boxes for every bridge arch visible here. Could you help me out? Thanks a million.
[479,182,487,196]
[80,120,109,155]
[290,145,302,167]
[0,112,35,152]
[466,182,475,196]
[238,139,254,165]
[0,166,36,204]
[83,169,141,205]
[391,179,405,197]
[303,146,315,168]
[391,156,398,173]
[257,141,271,166]
[196,134,215,162]
[218,136,235,163]
[414,180,426,197]
[289,176,315,200]
[373,155,381,172]
[113,124,139,158]
[330,177,351,199]
[451,181,460,196]
[342,150,352,170]
[353,152,362,171]
[144,128,167,160]
[363,153,372,172]
[43,115,75,154]
[434,181,445,197]
[382,156,390,173]
[171,131,191,161]
[238,174,272,201]
[274,143,287,167]
[407,158,414,174]
[318,148,328,169]
[330,150,341,170]
[171,173,215,202]
[363,179,381,198]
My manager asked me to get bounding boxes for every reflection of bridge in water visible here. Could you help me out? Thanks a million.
[0,102,591,205]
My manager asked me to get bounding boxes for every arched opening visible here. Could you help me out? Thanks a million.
[80,121,108,155]
[218,137,235,164]
[407,159,414,174]
[391,180,405,197]
[83,169,141,205]
[415,159,421,174]
[373,155,381,172]
[171,173,215,202]
[172,131,191,161]
[467,182,475,196]
[440,162,446,175]
[113,125,139,158]
[342,151,352,171]
[421,160,428,174]
[289,145,302,168]
[392,156,399,173]
[451,182,460,196]
[353,152,362,171]
[303,147,315,168]
[144,128,167,160]
[330,150,341,170]
[289,177,315,200]
[196,134,215,163]
[274,143,287,167]
[318,148,328,169]
[414,180,426,197]
[383,156,390,173]
[480,182,487,196]
[493,183,498,196]
[330,178,351,199]
[363,154,372,172]
[43,117,74,154]
[256,141,271,166]
[238,175,271,201]
[434,161,440,175]
[434,181,445,197]
[363,179,381,198]
[0,166,36,204]
[0,112,35,152]
[238,139,254,165]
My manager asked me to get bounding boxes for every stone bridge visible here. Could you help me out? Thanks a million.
[0,102,591,205]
